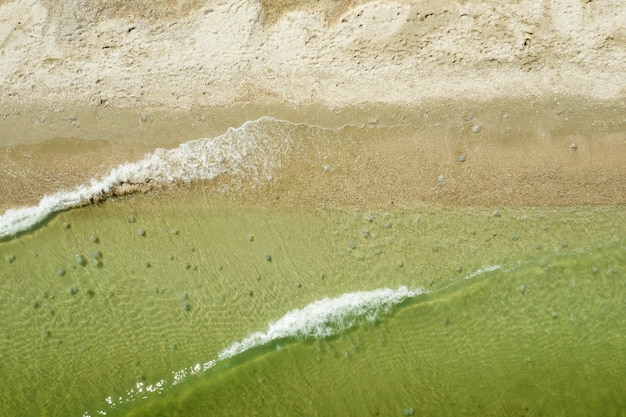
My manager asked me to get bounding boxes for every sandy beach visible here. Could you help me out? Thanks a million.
[1,97,625,214]
[1,3,626,416]
[1,0,625,212]
[2,0,625,108]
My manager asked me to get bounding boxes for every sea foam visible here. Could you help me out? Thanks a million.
[215,285,425,363]
[0,117,292,239]
[178,286,425,382]
[99,286,424,413]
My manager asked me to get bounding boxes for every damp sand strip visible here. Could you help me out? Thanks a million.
[1,97,625,214]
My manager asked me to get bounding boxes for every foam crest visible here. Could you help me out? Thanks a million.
[216,285,425,362]
[463,264,503,280]
[97,286,424,414]
[0,117,291,239]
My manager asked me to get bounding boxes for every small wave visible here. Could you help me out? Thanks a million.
[211,285,425,366]
[0,117,294,239]
[96,286,424,414]
[463,264,502,280]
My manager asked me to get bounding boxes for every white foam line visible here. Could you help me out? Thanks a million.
[463,264,503,280]
[215,285,425,363]
[183,286,426,381]
[0,117,291,239]
[94,286,424,414]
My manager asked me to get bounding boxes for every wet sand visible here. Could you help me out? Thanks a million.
[1,97,625,213]
[2,0,625,212]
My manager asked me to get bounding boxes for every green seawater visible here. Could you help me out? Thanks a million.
[0,193,624,417]
[124,246,626,417]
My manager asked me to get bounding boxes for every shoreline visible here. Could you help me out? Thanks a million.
[1,96,625,216]
[2,0,625,212]
[1,2,625,416]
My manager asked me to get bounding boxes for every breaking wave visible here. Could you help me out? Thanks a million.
[94,286,425,414]
[0,117,295,239]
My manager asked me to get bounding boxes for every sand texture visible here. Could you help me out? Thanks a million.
[1,0,625,109]
[0,3,626,415]
[0,0,625,210]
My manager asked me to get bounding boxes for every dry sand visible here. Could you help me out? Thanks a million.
[0,0,625,210]
[2,0,625,108]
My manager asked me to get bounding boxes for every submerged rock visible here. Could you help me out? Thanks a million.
[402,408,415,416]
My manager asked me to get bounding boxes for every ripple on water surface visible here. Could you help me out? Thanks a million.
[0,195,624,417]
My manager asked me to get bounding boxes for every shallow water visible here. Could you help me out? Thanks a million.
[122,244,626,417]
[0,189,624,416]
[1,109,625,416]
